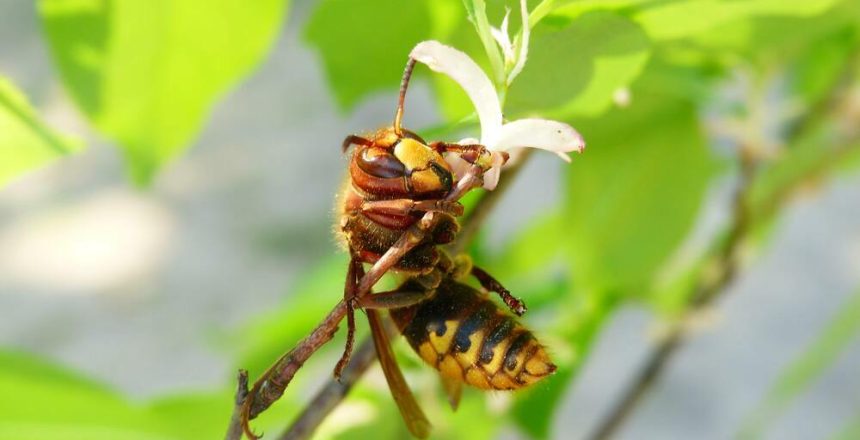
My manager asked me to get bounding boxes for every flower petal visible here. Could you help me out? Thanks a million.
[444,154,472,182]
[410,41,503,143]
[491,118,586,155]
[481,152,507,190]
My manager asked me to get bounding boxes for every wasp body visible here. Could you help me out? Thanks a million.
[391,276,555,391]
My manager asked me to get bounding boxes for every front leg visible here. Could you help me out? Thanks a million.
[429,141,507,170]
[362,198,464,217]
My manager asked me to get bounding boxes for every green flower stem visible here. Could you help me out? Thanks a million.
[464,0,506,87]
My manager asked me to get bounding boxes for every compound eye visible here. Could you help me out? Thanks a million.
[357,148,406,178]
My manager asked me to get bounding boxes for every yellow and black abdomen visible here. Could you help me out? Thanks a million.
[390,279,555,390]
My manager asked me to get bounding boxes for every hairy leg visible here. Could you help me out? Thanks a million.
[361,198,464,217]
[471,265,527,316]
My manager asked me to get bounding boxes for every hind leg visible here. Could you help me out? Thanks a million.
[333,257,435,379]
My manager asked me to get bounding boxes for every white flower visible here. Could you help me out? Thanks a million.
[410,40,585,190]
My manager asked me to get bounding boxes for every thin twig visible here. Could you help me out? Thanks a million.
[225,370,250,440]
[587,147,758,440]
[278,338,378,440]
[275,158,536,440]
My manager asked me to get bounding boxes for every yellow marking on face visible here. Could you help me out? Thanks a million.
[410,168,444,193]
[428,320,459,354]
[456,331,485,369]
[490,373,516,390]
[418,342,437,366]
[483,337,511,375]
[394,138,437,171]
[439,355,463,381]
[465,367,491,389]
[525,348,553,376]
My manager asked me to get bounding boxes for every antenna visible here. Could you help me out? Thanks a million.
[393,58,417,136]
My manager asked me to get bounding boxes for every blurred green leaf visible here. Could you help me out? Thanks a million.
[146,392,234,440]
[738,289,860,439]
[686,0,860,68]
[327,389,403,440]
[548,0,661,19]
[562,70,723,296]
[506,11,651,118]
[0,350,175,440]
[38,0,288,184]
[789,26,858,104]
[0,349,109,395]
[0,75,82,187]
[632,0,842,42]
[305,0,442,111]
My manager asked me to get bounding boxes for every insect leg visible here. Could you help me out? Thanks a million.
[429,141,507,169]
[361,198,464,217]
[333,257,360,379]
[356,261,431,438]
[471,265,527,316]
[355,287,434,310]
[354,163,486,299]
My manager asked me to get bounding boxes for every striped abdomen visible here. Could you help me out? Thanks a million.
[390,278,555,390]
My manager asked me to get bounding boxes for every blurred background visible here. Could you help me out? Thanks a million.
[1,1,859,439]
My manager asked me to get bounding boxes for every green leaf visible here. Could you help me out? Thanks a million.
[0,350,175,440]
[738,289,860,439]
[146,392,235,440]
[505,11,651,118]
[304,0,438,111]
[0,75,82,187]
[789,26,858,104]
[38,0,288,184]
[632,0,843,42]
[562,69,723,296]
